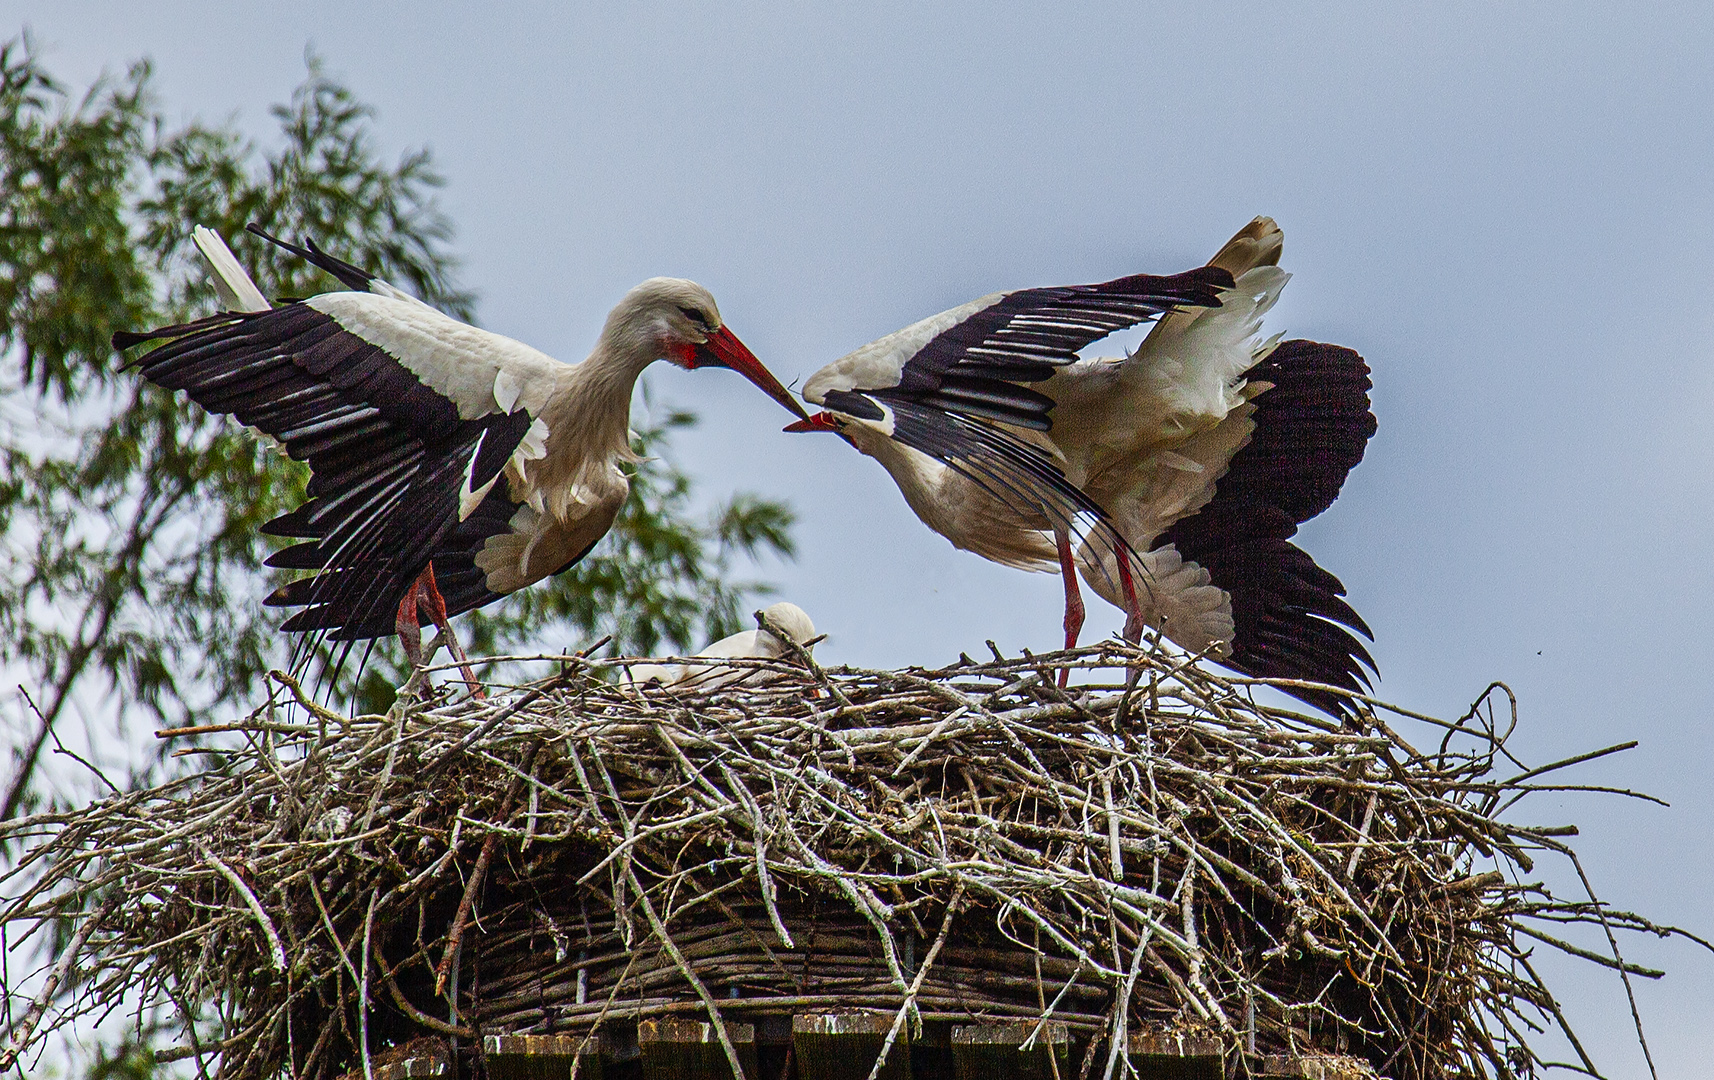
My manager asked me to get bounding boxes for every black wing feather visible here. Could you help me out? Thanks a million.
[1157,339,1378,718]
[118,283,536,641]
[879,267,1232,430]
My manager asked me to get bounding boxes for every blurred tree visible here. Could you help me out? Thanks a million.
[0,34,795,822]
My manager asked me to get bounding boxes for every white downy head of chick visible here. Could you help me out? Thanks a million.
[624,602,817,690]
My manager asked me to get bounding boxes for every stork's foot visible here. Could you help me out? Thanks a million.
[1055,530,1086,689]
[398,564,486,699]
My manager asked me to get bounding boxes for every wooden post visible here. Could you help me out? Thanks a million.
[640,1016,759,1080]
[1125,1031,1223,1080]
[484,1033,604,1080]
[950,1020,1069,1080]
[792,1012,911,1080]
[334,1037,450,1080]
[1259,1054,1376,1079]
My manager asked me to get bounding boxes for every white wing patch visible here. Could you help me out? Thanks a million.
[1043,264,1285,489]
[1118,264,1287,425]
[804,292,1007,402]
[515,417,548,462]
[493,368,524,414]
[307,292,566,420]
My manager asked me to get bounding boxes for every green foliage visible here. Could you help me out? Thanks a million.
[0,35,794,819]
[77,1038,161,1080]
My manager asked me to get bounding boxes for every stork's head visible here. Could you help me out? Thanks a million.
[782,411,844,435]
[609,277,807,419]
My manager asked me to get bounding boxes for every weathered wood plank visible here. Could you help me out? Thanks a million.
[1125,1030,1223,1080]
[484,1033,603,1080]
[639,1016,759,1080]
[950,1020,1068,1080]
[334,1037,450,1080]
[792,1013,910,1080]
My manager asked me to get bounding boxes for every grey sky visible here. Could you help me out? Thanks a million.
[8,2,1711,1074]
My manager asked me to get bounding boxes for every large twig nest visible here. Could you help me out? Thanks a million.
[0,637,1689,1079]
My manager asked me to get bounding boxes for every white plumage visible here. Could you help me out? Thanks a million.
[625,602,818,690]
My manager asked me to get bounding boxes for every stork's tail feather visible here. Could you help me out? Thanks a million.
[1207,216,1283,277]
[192,226,272,313]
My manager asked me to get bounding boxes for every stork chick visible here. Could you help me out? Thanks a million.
[625,601,818,690]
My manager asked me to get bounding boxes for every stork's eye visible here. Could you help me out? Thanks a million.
[677,306,710,329]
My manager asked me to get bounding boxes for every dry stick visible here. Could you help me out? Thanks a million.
[757,607,850,707]
[359,892,379,1080]
[710,758,794,949]
[1100,770,1124,881]
[379,962,474,1038]
[1021,953,1087,1053]
[891,706,969,776]
[308,876,363,988]
[1565,849,1659,1080]
[626,865,749,1080]
[200,845,286,972]
[1511,923,1664,978]
[433,741,543,997]
[1345,792,1379,881]
[568,947,644,1071]
[357,691,411,838]
[267,669,353,731]
[155,720,316,739]
[865,882,965,1080]
[1499,740,1640,789]
[521,753,542,853]
[1098,927,1152,1080]
[0,896,118,1071]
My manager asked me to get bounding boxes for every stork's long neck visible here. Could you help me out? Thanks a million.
[538,329,662,501]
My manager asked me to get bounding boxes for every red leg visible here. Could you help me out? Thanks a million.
[401,564,485,698]
[413,562,450,630]
[395,581,424,668]
[1116,544,1147,644]
[1055,529,1085,688]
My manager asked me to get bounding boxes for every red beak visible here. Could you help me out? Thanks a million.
[783,411,841,433]
[695,326,809,420]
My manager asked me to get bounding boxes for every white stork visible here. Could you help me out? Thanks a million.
[116,225,808,674]
[785,219,1376,716]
